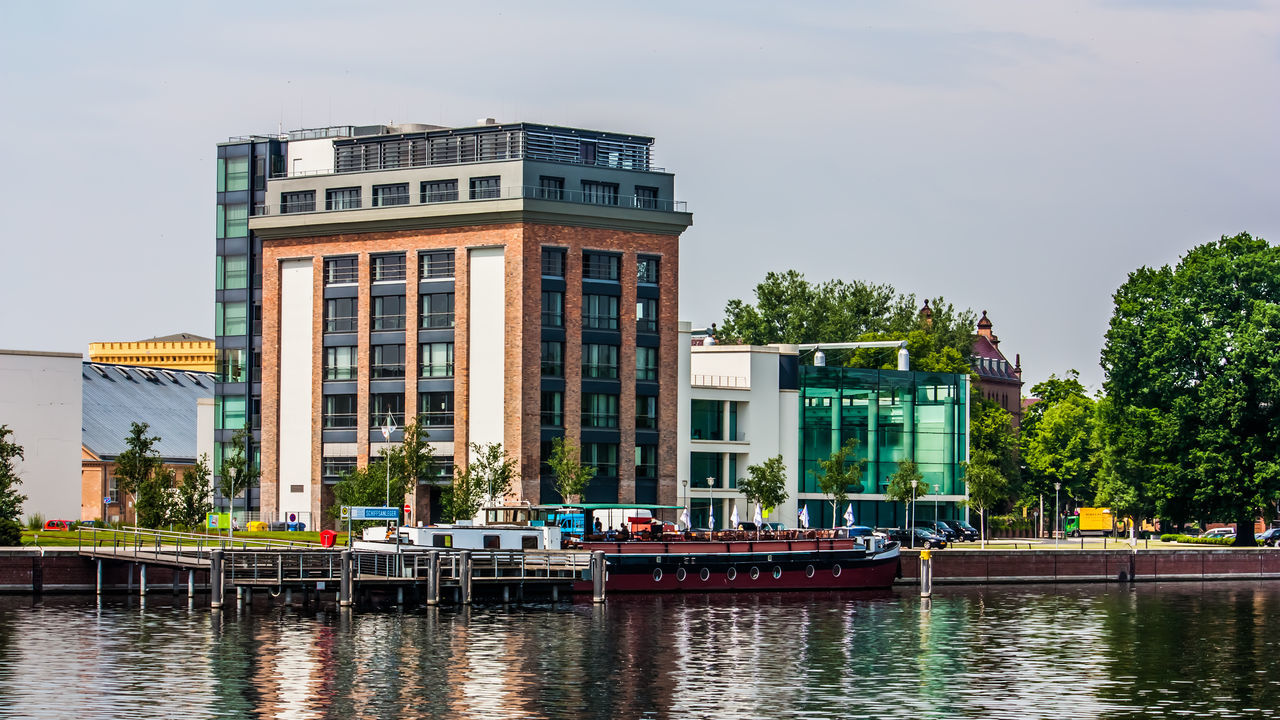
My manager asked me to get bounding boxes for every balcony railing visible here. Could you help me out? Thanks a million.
[256,185,687,217]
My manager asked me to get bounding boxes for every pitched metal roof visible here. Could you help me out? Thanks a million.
[81,362,214,462]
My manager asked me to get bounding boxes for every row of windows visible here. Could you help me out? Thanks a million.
[324,392,454,428]
[280,177,661,215]
[541,342,657,380]
[324,343,454,380]
[537,441,657,478]
[540,291,658,333]
[325,294,455,333]
[321,455,454,480]
[538,392,659,429]
[540,248,660,284]
[324,253,455,285]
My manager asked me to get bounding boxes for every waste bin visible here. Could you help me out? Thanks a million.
[287,521,300,532]
[320,529,337,548]
[247,521,268,532]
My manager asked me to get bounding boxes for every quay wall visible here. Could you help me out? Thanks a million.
[0,550,210,593]
[898,547,1280,585]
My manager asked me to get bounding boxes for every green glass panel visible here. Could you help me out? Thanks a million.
[217,158,226,193]
[690,400,722,440]
[218,301,247,336]
[221,255,248,290]
[225,156,249,192]
[216,205,226,239]
[223,203,248,238]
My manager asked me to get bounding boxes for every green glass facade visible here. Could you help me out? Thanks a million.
[799,366,968,529]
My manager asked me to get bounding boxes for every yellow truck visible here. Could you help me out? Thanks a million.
[1064,507,1117,537]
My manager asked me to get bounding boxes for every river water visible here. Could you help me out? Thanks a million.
[3,582,1280,719]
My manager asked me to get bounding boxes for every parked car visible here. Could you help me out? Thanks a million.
[941,519,980,542]
[876,527,948,549]
[834,525,875,539]
[914,520,958,542]
[42,519,73,531]
[761,522,787,532]
[1203,527,1236,539]
[1257,528,1280,546]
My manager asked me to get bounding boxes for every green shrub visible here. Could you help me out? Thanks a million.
[0,518,20,546]
[1169,534,1234,545]
[24,513,44,531]
[1160,534,1178,542]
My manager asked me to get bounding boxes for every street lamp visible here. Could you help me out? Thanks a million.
[1054,482,1062,547]
[911,478,919,549]
[706,476,715,533]
[682,479,689,530]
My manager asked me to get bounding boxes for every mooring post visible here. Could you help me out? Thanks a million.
[459,550,473,605]
[339,550,353,607]
[397,587,404,607]
[96,559,103,596]
[285,587,292,606]
[188,569,195,596]
[591,551,607,603]
[920,549,933,599]
[210,550,225,609]
[426,550,440,606]
[139,564,147,597]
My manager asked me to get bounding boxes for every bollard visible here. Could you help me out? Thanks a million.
[426,551,440,606]
[459,550,473,605]
[339,550,353,607]
[919,550,933,598]
[140,564,147,597]
[591,551,607,603]
[96,559,103,596]
[210,550,225,609]
[397,587,404,607]
[285,588,293,606]
[188,570,194,597]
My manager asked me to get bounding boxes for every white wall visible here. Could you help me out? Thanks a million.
[278,259,314,521]
[287,138,335,176]
[0,350,82,521]
[467,247,506,449]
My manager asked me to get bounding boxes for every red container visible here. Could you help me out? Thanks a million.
[320,529,337,548]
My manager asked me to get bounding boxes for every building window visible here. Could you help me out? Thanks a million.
[323,395,357,428]
[583,252,619,281]
[583,443,618,477]
[541,248,566,277]
[217,301,248,336]
[324,257,358,285]
[469,176,501,199]
[541,341,563,377]
[217,255,248,291]
[418,392,454,427]
[582,294,619,330]
[371,393,405,427]
[324,346,356,380]
[420,342,454,378]
[280,190,315,214]
[421,179,459,203]
[636,298,658,333]
[636,347,658,381]
[217,203,248,239]
[217,348,246,383]
[582,344,618,379]
[541,391,563,427]
[371,344,406,379]
[420,293,455,328]
[691,399,723,440]
[582,181,619,206]
[636,395,658,430]
[637,256,659,284]
[582,393,619,429]
[635,186,659,210]
[325,187,361,211]
[428,456,454,482]
[538,176,565,200]
[420,251,454,279]
[325,298,357,333]
[372,183,409,207]
[372,296,406,331]
[223,156,249,192]
[372,254,407,282]
[216,395,247,431]
[542,291,564,327]
[322,456,357,481]
[635,444,657,478]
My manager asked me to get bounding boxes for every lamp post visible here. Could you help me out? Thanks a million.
[911,479,919,549]
[1054,482,1062,547]
[706,476,715,533]
[682,479,688,530]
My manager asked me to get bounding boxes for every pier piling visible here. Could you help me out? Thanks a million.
[96,559,102,596]
[459,551,473,605]
[339,550,353,607]
[919,550,933,598]
[591,551,607,603]
[210,550,224,609]
[426,551,440,606]
[139,564,147,597]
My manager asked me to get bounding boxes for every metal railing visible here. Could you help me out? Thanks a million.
[77,526,321,565]
[255,185,687,217]
[222,548,591,583]
[691,374,750,389]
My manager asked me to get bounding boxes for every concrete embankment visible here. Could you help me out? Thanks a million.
[897,546,1280,585]
[0,549,209,594]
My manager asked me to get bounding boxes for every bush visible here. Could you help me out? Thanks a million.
[0,518,19,546]
[1166,534,1234,545]
[1160,534,1178,542]
[24,513,44,531]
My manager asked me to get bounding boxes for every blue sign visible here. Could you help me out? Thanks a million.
[350,506,400,520]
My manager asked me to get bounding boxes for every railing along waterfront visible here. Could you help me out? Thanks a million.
[223,548,590,584]
[77,526,321,565]
[255,185,687,217]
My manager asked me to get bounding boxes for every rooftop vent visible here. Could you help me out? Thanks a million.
[115,367,133,381]
[91,365,108,378]
[184,372,203,387]
[476,117,498,126]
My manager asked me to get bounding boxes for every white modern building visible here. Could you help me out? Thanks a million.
[0,349,83,521]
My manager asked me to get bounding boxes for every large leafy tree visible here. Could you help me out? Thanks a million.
[884,460,929,525]
[963,450,1009,546]
[1016,372,1097,509]
[718,270,900,347]
[384,420,435,521]
[330,459,408,531]
[443,443,517,522]
[811,439,865,529]
[173,454,213,531]
[738,455,790,520]
[547,437,595,505]
[114,422,166,527]
[0,426,26,546]
[1100,233,1280,546]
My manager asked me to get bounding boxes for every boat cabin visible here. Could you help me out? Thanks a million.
[356,523,562,551]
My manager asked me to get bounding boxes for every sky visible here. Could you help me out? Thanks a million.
[1,1,1277,392]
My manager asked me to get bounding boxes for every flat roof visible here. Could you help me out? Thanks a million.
[0,348,82,359]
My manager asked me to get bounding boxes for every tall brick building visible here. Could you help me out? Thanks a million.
[215,121,692,528]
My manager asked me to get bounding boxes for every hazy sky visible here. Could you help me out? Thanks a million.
[1,1,1276,392]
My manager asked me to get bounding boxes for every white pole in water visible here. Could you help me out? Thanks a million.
[1054,482,1061,547]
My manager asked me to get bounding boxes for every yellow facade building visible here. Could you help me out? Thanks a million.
[88,333,215,373]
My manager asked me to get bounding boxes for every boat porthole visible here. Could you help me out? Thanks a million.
[652,568,663,582]
[699,568,711,582]
[750,567,760,580]
[676,567,687,582]
[805,565,815,578]
[727,567,737,581]
[832,564,842,577]
[772,566,783,579]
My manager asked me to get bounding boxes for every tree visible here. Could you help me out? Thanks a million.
[1101,233,1280,546]
[218,425,259,536]
[114,422,164,527]
[384,420,435,518]
[330,461,407,532]
[739,455,790,523]
[443,443,517,522]
[442,465,484,523]
[963,450,1009,547]
[173,454,213,531]
[718,270,900,347]
[884,460,929,532]
[134,466,175,529]
[1022,392,1098,509]
[0,426,26,546]
[547,437,595,505]
[811,439,865,529]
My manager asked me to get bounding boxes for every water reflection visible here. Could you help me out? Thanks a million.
[4,584,1280,719]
